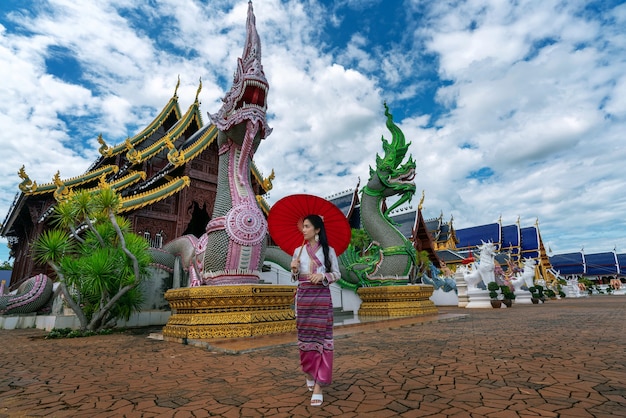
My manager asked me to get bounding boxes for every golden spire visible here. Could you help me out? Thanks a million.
[174,75,181,97]
[418,190,425,211]
[195,77,202,103]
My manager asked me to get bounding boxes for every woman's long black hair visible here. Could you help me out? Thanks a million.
[305,214,331,272]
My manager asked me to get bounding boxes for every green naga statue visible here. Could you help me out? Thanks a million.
[264,104,417,290]
[338,104,417,289]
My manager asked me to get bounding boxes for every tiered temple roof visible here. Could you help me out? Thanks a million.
[550,251,625,278]
[1,81,273,290]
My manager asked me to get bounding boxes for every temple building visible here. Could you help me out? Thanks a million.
[549,251,626,283]
[0,81,273,291]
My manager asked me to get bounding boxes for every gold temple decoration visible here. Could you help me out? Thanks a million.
[125,137,140,164]
[97,134,112,157]
[165,137,185,165]
[18,165,37,193]
[174,75,180,98]
[52,171,70,202]
[195,77,202,103]
[262,169,275,191]
[357,284,438,317]
[162,285,296,340]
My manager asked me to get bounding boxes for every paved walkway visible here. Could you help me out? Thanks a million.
[1,296,625,417]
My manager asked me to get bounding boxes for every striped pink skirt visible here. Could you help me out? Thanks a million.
[296,277,334,385]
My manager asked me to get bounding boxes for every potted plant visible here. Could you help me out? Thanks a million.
[528,286,541,304]
[500,285,515,308]
[487,282,502,308]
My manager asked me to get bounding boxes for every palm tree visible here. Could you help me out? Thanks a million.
[32,187,151,331]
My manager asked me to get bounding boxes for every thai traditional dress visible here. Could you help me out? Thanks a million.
[293,242,341,386]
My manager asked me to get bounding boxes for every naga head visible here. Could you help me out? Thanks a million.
[367,103,416,213]
[209,1,271,143]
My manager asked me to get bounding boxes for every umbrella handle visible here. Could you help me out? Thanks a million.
[292,239,306,273]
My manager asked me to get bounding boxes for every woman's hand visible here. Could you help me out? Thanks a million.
[309,274,324,285]
[290,259,300,273]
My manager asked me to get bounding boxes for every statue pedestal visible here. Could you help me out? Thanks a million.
[515,290,533,304]
[465,288,492,308]
[162,285,296,340]
[357,284,438,317]
[454,271,469,308]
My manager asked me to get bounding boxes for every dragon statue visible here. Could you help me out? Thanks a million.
[159,1,271,286]
[0,274,53,315]
[337,104,417,289]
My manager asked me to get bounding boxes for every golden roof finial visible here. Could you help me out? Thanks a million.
[418,190,425,211]
[53,171,63,187]
[164,137,174,151]
[18,165,28,180]
[262,169,275,191]
[97,134,111,156]
[174,75,181,97]
[98,174,110,189]
[195,77,202,103]
[52,172,70,202]
[18,165,37,192]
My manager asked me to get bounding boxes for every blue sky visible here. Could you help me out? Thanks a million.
[1,0,626,265]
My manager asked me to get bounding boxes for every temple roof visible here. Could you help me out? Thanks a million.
[119,176,190,213]
[455,223,501,249]
[389,210,416,239]
[97,92,182,159]
[550,251,623,276]
[1,83,273,239]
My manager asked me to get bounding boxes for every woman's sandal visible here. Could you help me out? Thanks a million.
[306,379,315,391]
[310,393,323,407]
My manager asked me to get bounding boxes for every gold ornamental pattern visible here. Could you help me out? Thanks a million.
[357,283,438,317]
[162,285,296,340]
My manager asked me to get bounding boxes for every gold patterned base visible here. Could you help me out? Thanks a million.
[162,285,296,340]
[357,284,438,317]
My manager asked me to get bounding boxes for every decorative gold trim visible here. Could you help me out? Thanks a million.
[119,176,190,212]
[168,124,218,166]
[357,284,438,317]
[162,285,296,339]
[24,165,119,196]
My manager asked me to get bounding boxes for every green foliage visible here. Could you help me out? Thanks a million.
[500,285,516,300]
[0,260,13,270]
[487,281,500,299]
[529,285,545,301]
[32,189,151,331]
[46,327,114,339]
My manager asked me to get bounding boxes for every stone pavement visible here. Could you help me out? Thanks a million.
[1,296,625,417]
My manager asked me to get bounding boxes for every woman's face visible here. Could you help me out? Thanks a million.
[302,219,320,242]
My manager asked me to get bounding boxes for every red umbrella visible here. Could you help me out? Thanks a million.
[267,194,352,256]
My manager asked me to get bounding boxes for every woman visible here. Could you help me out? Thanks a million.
[290,214,341,407]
